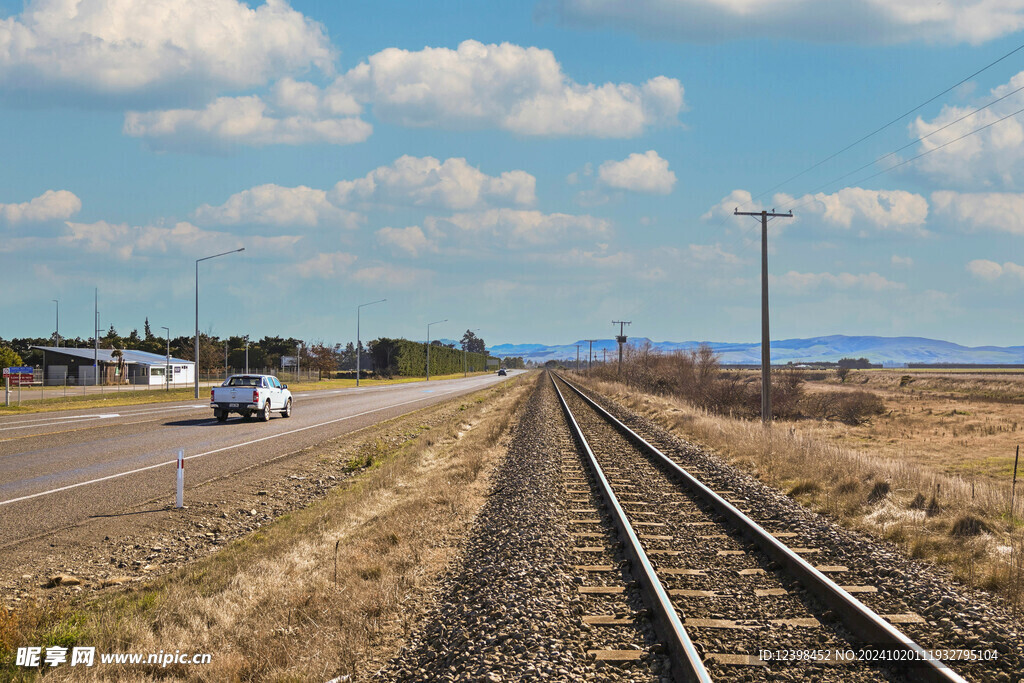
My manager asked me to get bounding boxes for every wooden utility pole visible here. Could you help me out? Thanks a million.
[734,208,794,423]
[575,345,582,372]
[613,321,630,375]
[584,340,598,371]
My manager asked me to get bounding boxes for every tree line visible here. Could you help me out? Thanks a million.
[0,323,503,378]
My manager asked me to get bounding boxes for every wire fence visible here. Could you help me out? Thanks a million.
[3,367,321,406]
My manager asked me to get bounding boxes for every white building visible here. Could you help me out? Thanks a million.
[32,346,195,386]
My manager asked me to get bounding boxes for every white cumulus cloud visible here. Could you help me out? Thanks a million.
[597,150,676,194]
[194,184,362,228]
[293,252,359,279]
[351,264,431,287]
[911,71,1024,188]
[331,156,535,209]
[377,226,439,257]
[124,95,372,151]
[932,190,1024,234]
[966,259,1024,281]
[544,0,1024,45]
[0,190,81,223]
[704,187,928,233]
[783,187,929,231]
[333,40,684,137]
[193,156,533,231]
[771,270,905,293]
[428,209,610,247]
[60,220,299,260]
[0,0,332,98]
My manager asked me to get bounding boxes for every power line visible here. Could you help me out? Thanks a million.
[743,40,1024,208]
[782,82,1024,205]
[781,101,1024,217]
[715,80,1024,264]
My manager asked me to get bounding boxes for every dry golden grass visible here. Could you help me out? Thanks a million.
[798,370,1024,480]
[0,374,535,682]
[580,375,1024,609]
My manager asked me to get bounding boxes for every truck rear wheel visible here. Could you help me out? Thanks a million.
[261,400,272,421]
[215,409,228,422]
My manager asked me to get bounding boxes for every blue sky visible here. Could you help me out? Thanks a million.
[5,0,1024,348]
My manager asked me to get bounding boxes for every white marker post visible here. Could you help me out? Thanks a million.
[175,449,184,509]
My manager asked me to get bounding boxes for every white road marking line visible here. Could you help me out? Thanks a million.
[0,413,122,432]
[0,403,207,428]
[0,387,465,506]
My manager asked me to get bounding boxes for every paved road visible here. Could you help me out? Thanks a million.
[0,372,523,546]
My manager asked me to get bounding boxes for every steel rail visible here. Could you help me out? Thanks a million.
[550,375,711,683]
[554,373,968,683]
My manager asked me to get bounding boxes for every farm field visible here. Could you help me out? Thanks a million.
[797,369,1024,481]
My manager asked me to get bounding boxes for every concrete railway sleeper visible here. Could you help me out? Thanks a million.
[550,372,969,683]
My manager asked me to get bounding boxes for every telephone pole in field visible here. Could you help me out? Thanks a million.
[575,344,582,372]
[612,321,631,375]
[584,340,598,371]
[734,208,794,424]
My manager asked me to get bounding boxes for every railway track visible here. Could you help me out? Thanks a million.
[551,372,970,683]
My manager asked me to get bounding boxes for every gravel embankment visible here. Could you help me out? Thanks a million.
[379,378,665,682]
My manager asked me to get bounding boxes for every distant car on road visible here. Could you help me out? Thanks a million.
[497,368,507,376]
[211,374,292,422]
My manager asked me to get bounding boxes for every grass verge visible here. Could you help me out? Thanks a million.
[0,374,534,681]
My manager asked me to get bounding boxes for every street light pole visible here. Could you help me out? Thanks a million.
[195,247,244,398]
[94,289,98,386]
[357,299,386,387]
[52,299,59,347]
[161,326,170,391]
[426,319,447,381]
[245,336,249,374]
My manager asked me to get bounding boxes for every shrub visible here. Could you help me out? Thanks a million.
[801,390,884,424]
[950,515,990,537]
[835,391,885,424]
[788,480,821,497]
[836,478,860,495]
[867,481,891,503]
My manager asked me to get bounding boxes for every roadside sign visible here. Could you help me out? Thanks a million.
[5,367,34,385]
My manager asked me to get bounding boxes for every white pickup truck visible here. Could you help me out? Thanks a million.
[211,374,292,422]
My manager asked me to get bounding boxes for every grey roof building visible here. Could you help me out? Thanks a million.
[31,346,194,386]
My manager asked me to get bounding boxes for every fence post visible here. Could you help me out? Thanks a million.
[176,449,184,509]
[1012,445,1020,522]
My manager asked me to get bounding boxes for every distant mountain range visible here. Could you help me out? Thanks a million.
[488,335,1024,366]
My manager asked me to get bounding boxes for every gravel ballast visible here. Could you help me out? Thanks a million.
[380,376,664,681]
